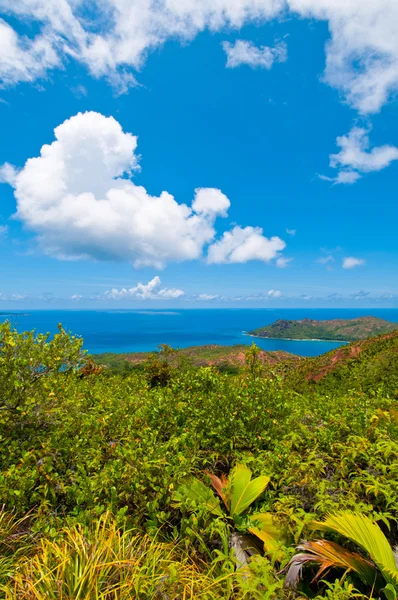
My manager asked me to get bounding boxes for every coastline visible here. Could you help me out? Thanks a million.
[243,332,349,343]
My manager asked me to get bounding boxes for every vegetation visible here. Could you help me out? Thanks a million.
[0,321,398,598]
[249,316,398,341]
[95,343,301,376]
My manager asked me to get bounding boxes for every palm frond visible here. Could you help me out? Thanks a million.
[312,512,397,574]
[285,539,378,589]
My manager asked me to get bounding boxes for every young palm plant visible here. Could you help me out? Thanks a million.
[173,464,282,566]
[285,511,398,599]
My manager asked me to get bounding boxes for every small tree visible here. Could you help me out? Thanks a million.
[0,322,85,428]
[244,343,263,378]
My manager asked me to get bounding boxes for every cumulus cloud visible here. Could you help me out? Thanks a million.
[320,126,398,184]
[207,226,285,264]
[1,111,259,268]
[267,289,282,298]
[286,228,296,236]
[342,256,365,269]
[105,276,184,300]
[223,39,287,69]
[1,1,398,112]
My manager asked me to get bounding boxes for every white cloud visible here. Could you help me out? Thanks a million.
[105,276,184,300]
[198,293,218,300]
[0,225,8,237]
[1,1,398,112]
[342,256,365,269]
[276,256,292,268]
[286,228,296,236]
[0,162,18,186]
[289,0,398,114]
[0,18,60,87]
[267,289,282,298]
[1,111,244,268]
[320,126,398,184]
[71,85,87,98]
[157,287,185,299]
[223,39,287,69]
[331,127,398,173]
[317,254,334,264]
[70,294,82,300]
[207,225,285,264]
[318,171,361,185]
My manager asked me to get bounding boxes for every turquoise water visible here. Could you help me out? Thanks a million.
[1,308,397,357]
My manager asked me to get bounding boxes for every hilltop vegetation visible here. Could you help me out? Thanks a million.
[96,343,302,375]
[0,322,398,599]
[250,316,398,341]
[287,330,398,394]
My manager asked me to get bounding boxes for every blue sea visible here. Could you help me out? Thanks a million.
[1,308,398,357]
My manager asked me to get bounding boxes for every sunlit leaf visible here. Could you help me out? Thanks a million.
[248,512,282,558]
[228,464,270,517]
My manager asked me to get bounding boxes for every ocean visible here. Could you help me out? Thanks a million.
[1,308,397,357]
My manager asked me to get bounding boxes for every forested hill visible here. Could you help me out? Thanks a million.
[249,315,398,341]
[286,329,398,393]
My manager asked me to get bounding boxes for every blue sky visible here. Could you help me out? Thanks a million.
[0,1,397,308]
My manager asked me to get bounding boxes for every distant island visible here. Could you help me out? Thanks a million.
[249,316,398,342]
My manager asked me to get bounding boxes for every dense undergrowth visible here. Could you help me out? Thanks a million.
[0,322,397,598]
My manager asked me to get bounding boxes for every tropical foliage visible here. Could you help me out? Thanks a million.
[0,320,397,598]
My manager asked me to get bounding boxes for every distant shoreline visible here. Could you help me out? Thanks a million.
[243,332,348,343]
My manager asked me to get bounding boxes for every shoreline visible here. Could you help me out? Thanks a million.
[243,332,349,343]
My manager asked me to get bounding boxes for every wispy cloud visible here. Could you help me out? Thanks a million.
[1,1,397,114]
[317,255,334,265]
[198,294,218,301]
[276,256,293,269]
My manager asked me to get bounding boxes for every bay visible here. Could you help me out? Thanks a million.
[1,308,398,357]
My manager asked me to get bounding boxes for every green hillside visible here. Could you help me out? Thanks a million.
[249,315,398,341]
[0,322,398,599]
[95,343,302,375]
[286,329,398,394]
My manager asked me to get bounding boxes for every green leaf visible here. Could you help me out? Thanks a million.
[381,583,398,600]
[228,464,270,517]
[172,477,224,517]
[248,512,282,557]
